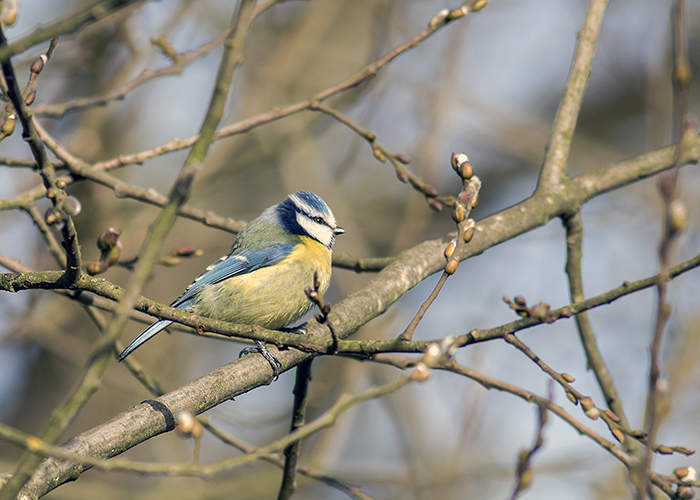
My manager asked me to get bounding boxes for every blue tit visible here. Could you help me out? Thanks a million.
[117,191,344,375]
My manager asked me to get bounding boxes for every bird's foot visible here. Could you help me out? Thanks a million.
[240,340,282,381]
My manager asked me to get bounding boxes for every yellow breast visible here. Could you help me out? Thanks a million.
[193,236,332,329]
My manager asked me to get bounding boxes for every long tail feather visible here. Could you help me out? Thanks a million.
[116,320,173,361]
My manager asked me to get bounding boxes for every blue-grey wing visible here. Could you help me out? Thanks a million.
[116,244,295,362]
[171,244,295,309]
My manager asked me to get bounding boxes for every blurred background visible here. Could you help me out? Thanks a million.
[1,0,700,499]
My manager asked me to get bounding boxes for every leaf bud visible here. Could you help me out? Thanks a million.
[422,343,441,367]
[86,261,109,276]
[394,153,411,164]
[395,168,409,184]
[677,486,695,500]
[97,228,121,251]
[44,207,63,227]
[173,246,198,257]
[463,220,475,243]
[427,198,443,212]
[176,410,203,439]
[159,255,181,267]
[444,238,457,260]
[584,407,599,420]
[603,409,621,423]
[669,199,688,234]
[452,202,466,223]
[580,397,594,412]
[675,467,697,482]
[566,391,577,404]
[428,9,448,29]
[561,373,575,383]
[104,241,122,266]
[30,55,47,75]
[451,152,469,173]
[410,362,431,382]
[25,91,37,106]
[611,428,624,443]
[372,147,386,163]
[657,445,673,455]
[1,114,15,136]
[444,258,459,275]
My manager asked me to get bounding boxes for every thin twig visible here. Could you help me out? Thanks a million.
[277,360,313,500]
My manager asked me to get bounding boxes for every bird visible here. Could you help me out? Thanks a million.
[117,191,344,378]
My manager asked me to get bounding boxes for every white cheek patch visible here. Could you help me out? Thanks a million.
[297,212,333,248]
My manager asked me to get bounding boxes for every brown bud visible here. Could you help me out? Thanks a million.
[468,0,489,12]
[452,203,466,223]
[444,239,457,260]
[611,428,624,443]
[56,179,66,189]
[428,9,448,29]
[584,407,599,420]
[86,261,109,276]
[460,161,473,180]
[372,147,386,163]
[675,467,691,480]
[97,228,121,251]
[514,296,527,307]
[3,3,18,26]
[1,114,15,136]
[427,198,443,212]
[446,7,467,20]
[173,246,197,257]
[657,445,673,455]
[25,91,37,106]
[603,409,621,423]
[444,258,459,275]
[580,397,594,412]
[365,131,376,141]
[422,343,441,367]
[451,152,469,172]
[394,153,411,164]
[677,486,695,500]
[176,410,203,439]
[463,223,475,243]
[561,373,575,383]
[424,185,438,197]
[44,207,62,226]
[30,55,46,75]
[410,362,431,382]
[395,168,409,184]
[566,392,577,404]
[159,255,181,267]
[669,199,688,234]
[104,241,122,266]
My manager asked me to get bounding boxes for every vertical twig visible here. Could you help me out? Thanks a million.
[277,360,313,500]
[636,2,692,498]
[563,214,637,450]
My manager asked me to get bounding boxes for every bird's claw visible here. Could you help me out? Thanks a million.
[240,340,282,381]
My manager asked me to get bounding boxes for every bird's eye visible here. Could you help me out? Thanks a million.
[312,216,325,224]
